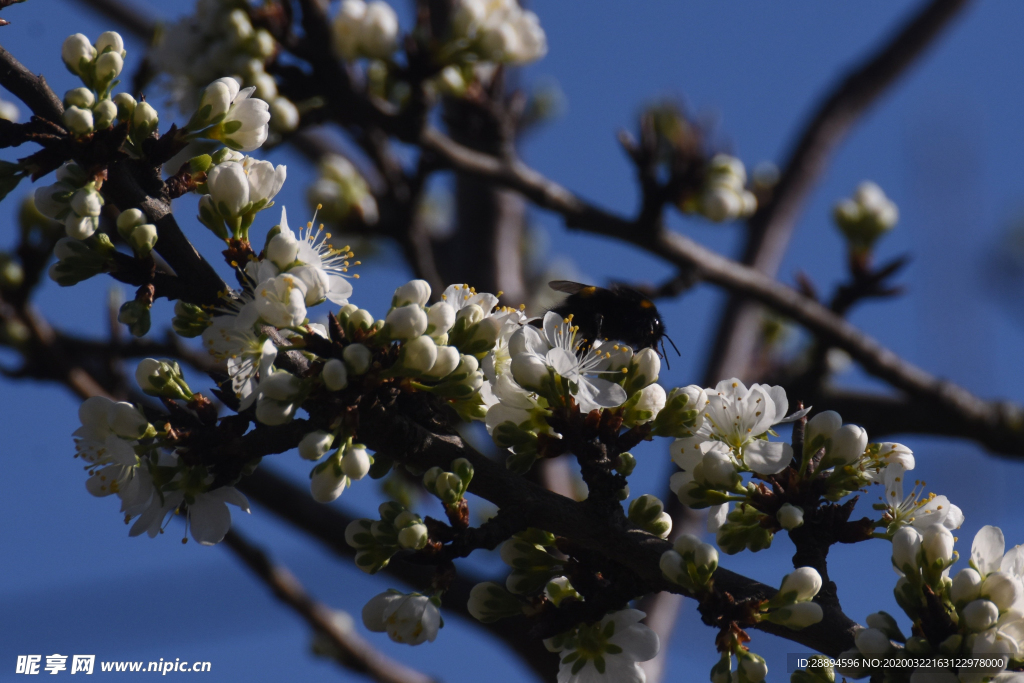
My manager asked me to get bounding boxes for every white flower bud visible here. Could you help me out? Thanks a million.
[95,31,124,56]
[775,601,823,629]
[394,279,431,307]
[805,410,842,445]
[456,303,484,325]
[829,424,868,465]
[346,308,375,332]
[198,78,240,123]
[362,590,402,632]
[921,524,955,565]
[260,371,302,401]
[361,1,399,59]
[694,542,718,571]
[673,534,702,556]
[93,99,118,129]
[127,224,158,256]
[633,348,660,385]
[341,446,371,480]
[343,343,372,375]
[401,335,437,373]
[397,523,428,550]
[266,228,299,268]
[64,87,95,109]
[372,592,440,646]
[634,384,667,421]
[132,101,159,138]
[269,97,300,133]
[70,189,103,217]
[779,567,822,603]
[310,463,347,502]
[962,599,1000,632]
[386,304,428,340]
[892,526,923,573]
[737,654,768,683]
[855,627,893,655]
[700,445,739,488]
[65,214,99,240]
[702,186,741,222]
[777,503,804,530]
[952,568,984,605]
[322,358,349,391]
[62,34,96,74]
[982,572,1023,612]
[298,430,334,461]
[94,51,124,82]
[423,345,459,379]
[63,106,94,135]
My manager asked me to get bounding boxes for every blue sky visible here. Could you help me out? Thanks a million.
[3,1,1024,681]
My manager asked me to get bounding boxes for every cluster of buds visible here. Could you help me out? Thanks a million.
[450,0,547,66]
[149,1,298,133]
[660,533,718,591]
[309,439,372,502]
[61,31,124,100]
[833,181,899,256]
[332,0,399,61]
[423,458,474,507]
[307,155,379,227]
[628,494,672,538]
[34,163,105,241]
[500,529,564,595]
[185,78,272,152]
[345,502,425,573]
[679,154,757,223]
[135,359,194,401]
[195,150,287,240]
[115,209,158,258]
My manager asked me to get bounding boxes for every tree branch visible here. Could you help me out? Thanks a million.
[223,527,439,683]
[704,0,973,383]
[0,44,65,125]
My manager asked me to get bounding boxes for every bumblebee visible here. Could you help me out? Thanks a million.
[547,281,678,359]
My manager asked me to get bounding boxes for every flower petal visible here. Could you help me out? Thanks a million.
[743,439,792,474]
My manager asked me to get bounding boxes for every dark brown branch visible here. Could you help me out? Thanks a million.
[223,528,439,683]
[0,44,65,125]
[705,0,973,383]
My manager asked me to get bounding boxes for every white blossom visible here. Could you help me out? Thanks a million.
[546,609,658,683]
[363,591,441,645]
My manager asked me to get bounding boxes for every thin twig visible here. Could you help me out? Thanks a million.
[223,528,439,683]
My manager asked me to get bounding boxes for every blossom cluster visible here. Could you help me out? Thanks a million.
[306,154,379,228]
[834,180,899,255]
[677,154,758,223]
[149,0,299,133]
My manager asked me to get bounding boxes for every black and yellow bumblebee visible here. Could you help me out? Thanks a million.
[547,281,679,360]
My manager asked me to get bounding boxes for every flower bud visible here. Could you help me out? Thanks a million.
[93,99,118,129]
[773,601,823,629]
[107,401,150,440]
[673,533,702,556]
[255,397,296,426]
[386,304,428,340]
[70,189,103,218]
[62,34,96,75]
[298,430,334,461]
[393,279,431,307]
[736,652,768,683]
[260,371,302,401]
[132,102,159,140]
[127,224,158,256]
[269,97,299,133]
[343,343,372,374]
[855,627,893,655]
[95,31,124,56]
[962,599,1000,632]
[63,106,94,135]
[805,411,841,448]
[346,308,375,333]
[310,462,347,502]
[64,87,95,109]
[361,1,399,59]
[94,51,123,84]
[921,524,955,566]
[510,352,549,390]
[135,358,193,400]
[397,523,428,550]
[400,335,437,374]
[341,446,371,480]
[322,358,349,391]
[865,611,905,642]
[117,299,150,337]
[892,526,923,574]
[829,424,868,465]
[779,567,822,603]
[427,301,456,336]
[423,344,459,379]
[266,229,299,268]
[952,568,983,605]
[694,542,719,573]
[113,92,136,120]
[777,503,804,530]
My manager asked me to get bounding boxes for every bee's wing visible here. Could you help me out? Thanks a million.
[548,280,598,294]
